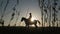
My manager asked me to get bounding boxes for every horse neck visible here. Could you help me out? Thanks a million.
[22,18,27,21]
[23,18,26,20]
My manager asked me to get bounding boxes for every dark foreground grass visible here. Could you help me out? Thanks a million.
[0,26,60,33]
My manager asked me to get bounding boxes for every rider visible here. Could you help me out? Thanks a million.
[28,13,32,21]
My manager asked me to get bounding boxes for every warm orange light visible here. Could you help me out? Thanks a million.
[31,17,36,22]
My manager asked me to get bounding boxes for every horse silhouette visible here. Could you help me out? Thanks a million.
[21,17,40,27]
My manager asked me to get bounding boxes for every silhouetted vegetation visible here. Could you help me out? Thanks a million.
[8,0,19,26]
[38,0,44,27]
[38,0,59,27]
[52,0,58,27]
[0,0,3,7]
[0,0,9,26]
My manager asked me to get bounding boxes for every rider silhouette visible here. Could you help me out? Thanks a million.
[28,13,32,21]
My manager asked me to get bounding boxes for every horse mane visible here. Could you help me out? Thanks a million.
[22,17,27,20]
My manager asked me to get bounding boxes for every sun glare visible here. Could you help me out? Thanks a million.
[31,17,36,22]
[31,18,34,21]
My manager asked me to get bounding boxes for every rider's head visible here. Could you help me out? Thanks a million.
[29,13,32,15]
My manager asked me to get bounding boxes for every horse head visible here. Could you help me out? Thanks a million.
[21,17,26,22]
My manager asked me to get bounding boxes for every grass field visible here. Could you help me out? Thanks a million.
[0,26,60,33]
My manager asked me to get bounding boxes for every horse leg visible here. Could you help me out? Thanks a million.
[35,23,37,28]
[8,24,10,26]
[26,24,29,27]
[26,25,27,27]
[0,22,4,26]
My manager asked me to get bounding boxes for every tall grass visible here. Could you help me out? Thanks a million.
[8,0,19,26]
[38,0,44,27]
[52,0,58,27]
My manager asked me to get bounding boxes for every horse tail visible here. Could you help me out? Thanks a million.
[37,20,40,24]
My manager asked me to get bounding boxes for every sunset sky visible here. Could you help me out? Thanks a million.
[0,0,60,27]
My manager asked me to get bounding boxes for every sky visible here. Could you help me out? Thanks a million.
[0,0,60,27]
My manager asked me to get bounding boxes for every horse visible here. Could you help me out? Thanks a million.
[21,17,41,27]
